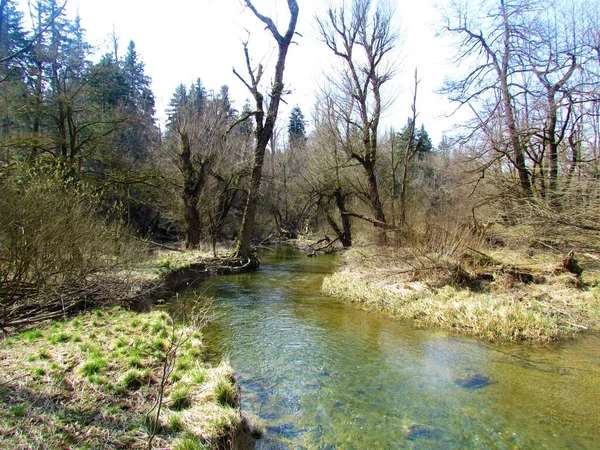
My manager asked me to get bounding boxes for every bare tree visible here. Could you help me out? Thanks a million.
[443,0,599,205]
[231,0,299,260]
[316,0,398,241]
[305,91,355,247]
[167,99,229,249]
[399,69,421,226]
[442,0,535,197]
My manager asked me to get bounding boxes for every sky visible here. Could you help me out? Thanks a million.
[17,0,463,145]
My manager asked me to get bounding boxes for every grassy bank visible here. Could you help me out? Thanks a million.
[323,247,600,342]
[0,307,241,449]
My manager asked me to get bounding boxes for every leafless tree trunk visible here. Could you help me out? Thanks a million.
[399,70,421,226]
[231,0,299,260]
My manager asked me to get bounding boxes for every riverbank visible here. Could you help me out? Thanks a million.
[0,307,243,449]
[323,246,600,342]
[0,246,265,449]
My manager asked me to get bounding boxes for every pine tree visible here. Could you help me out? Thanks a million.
[0,0,29,73]
[288,105,306,143]
[120,40,156,160]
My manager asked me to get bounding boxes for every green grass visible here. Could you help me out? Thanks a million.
[79,358,107,376]
[32,367,46,377]
[19,330,43,343]
[167,413,185,433]
[48,331,71,344]
[173,432,208,450]
[190,367,207,384]
[170,383,192,411]
[214,377,237,407]
[10,404,26,417]
[1,307,241,449]
[36,348,52,360]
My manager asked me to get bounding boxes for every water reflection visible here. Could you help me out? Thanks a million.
[180,246,600,449]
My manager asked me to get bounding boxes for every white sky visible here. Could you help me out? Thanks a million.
[18,0,462,145]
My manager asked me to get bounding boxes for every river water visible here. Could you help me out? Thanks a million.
[183,246,600,449]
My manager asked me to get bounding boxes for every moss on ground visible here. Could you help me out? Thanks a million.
[323,247,600,342]
[0,307,240,449]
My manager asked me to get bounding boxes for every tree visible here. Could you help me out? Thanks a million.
[288,104,306,143]
[443,0,599,207]
[118,40,156,161]
[230,0,299,260]
[165,83,229,249]
[0,0,29,73]
[316,0,398,241]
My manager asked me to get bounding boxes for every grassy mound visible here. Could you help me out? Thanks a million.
[323,247,600,342]
[0,308,240,449]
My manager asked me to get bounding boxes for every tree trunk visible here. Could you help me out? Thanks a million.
[232,0,299,260]
[234,146,265,258]
[180,132,206,249]
[334,188,352,247]
[184,192,201,249]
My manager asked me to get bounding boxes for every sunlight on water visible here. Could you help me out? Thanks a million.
[181,246,600,449]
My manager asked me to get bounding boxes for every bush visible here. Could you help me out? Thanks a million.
[0,167,145,328]
[0,167,142,292]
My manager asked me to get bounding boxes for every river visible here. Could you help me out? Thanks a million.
[180,246,600,449]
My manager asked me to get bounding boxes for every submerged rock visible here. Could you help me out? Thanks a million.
[406,424,444,440]
[265,422,306,439]
[455,373,492,389]
[255,438,291,450]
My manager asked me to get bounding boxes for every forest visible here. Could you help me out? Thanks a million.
[0,0,598,326]
[0,0,600,447]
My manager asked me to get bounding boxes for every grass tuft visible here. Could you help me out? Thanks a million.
[166,413,185,433]
[121,369,150,390]
[173,432,208,450]
[169,383,192,411]
[190,367,207,384]
[79,358,106,376]
[48,331,71,344]
[214,377,238,408]
[19,330,43,343]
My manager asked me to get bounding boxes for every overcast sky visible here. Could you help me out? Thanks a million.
[18,0,462,145]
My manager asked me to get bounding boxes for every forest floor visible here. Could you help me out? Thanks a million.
[0,307,245,449]
[322,235,600,342]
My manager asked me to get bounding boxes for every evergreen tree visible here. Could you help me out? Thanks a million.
[397,121,432,156]
[238,100,254,136]
[0,0,29,73]
[216,84,235,120]
[288,105,306,142]
[190,78,205,113]
[119,40,156,160]
[416,125,433,158]
[167,83,189,127]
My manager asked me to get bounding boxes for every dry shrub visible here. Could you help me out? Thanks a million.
[0,168,145,323]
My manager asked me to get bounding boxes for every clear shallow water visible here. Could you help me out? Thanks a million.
[182,246,600,449]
